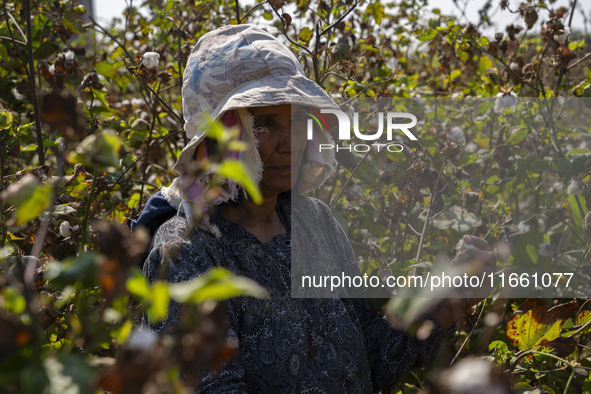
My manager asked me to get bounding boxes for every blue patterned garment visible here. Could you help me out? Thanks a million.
[143,194,456,394]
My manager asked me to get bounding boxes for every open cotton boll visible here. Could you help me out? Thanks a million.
[493,91,518,113]
[509,62,520,72]
[126,328,158,351]
[142,52,160,69]
[59,222,73,238]
[567,179,584,195]
[448,126,466,145]
[455,238,478,256]
[554,27,570,44]
[12,87,25,101]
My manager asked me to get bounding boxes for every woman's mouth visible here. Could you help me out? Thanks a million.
[271,166,292,174]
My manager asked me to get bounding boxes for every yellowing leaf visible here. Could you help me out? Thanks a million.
[217,160,262,205]
[506,298,578,351]
[168,267,267,304]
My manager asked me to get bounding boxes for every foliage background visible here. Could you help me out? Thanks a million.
[1,0,591,393]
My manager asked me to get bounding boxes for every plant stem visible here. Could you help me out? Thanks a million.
[415,160,447,263]
[329,148,373,209]
[80,166,98,255]
[23,0,45,165]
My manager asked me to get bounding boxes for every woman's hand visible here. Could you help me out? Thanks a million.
[423,235,497,330]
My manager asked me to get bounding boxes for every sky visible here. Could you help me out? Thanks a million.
[94,0,591,35]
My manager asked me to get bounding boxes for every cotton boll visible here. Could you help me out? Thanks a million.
[465,141,478,153]
[126,328,158,351]
[59,221,73,238]
[142,52,160,69]
[48,64,56,75]
[64,50,75,61]
[538,241,553,257]
[516,221,530,235]
[12,87,25,101]
[554,27,570,44]
[509,62,520,72]
[448,126,466,145]
[455,239,478,256]
[552,181,564,193]
[493,91,518,114]
[567,179,584,195]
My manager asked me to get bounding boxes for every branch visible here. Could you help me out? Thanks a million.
[568,51,591,70]
[270,6,312,55]
[23,0,45,165]
[240,1,266,23]
[140,80,184,125]
[329,148,373,209]
[415,160,447,263]
[90,16,134,60]
[320,0,360,36]
[0,35,25,46]
[89,129,184,219]
[6,9,26,42]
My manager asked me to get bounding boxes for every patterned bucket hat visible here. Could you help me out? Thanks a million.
[161,24,339,232]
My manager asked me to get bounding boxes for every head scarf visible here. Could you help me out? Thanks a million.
[160,24,339,235]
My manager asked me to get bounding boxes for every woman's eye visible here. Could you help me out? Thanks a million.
[256,119,274,128]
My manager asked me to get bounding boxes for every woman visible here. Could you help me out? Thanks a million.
[133,24,496,393]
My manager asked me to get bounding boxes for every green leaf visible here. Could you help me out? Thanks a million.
[525,244,538,264]
[369,2,385,25]
[449,69,461,81]
[479,37,489,46]
[127,192,141,209]
[0,110,13,129]
[428,205,482,232]
[148,281,170,322]
[417,28,437,42]
[95,61,125,80]
[217,160,262,205]
[2,175,53,225]
[126,269,151,300]
[299,27,313,42]
[507,128,528,145]
[45,253,100,290]
[506,298,578,351]
[168,267,267,304]
[3,286,26,314]
[568,194,588,227]
[456,49,468,63]
[52,204,77,215]
[67,132,122,169]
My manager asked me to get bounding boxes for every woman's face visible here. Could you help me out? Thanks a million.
[249,104,307,197]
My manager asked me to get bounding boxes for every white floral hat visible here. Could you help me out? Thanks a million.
[161,24,339,232]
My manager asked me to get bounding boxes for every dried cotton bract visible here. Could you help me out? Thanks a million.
[142,52,160,69]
